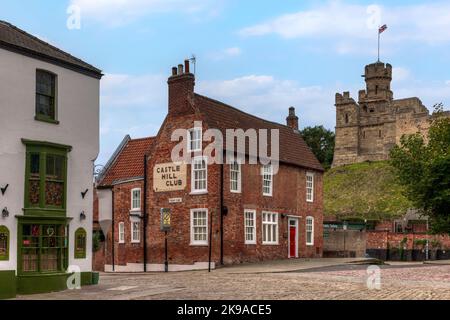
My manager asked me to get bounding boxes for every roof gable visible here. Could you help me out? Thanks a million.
[98,137,155,187]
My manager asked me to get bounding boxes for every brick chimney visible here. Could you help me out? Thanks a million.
[168,59,195,116]
[286,106,299,130]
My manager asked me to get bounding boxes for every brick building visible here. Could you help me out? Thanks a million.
[97,60,324,272]
[96,135,155,271]
[333,61,449,167]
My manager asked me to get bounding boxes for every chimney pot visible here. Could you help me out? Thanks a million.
[184,60,190,74]
[178,64,184,75]
[172,67,177,76]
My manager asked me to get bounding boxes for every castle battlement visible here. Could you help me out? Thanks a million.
[335,92,357,106]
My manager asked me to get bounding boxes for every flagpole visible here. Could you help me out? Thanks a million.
[378,29,380,62]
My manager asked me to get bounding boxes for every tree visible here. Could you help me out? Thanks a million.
[300,126,335,169]
[390,104,450,234]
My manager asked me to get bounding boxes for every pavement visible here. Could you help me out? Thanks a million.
[14,258,450,300]
[213,257,379,274]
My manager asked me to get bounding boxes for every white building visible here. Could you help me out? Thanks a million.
[0,21,102,298]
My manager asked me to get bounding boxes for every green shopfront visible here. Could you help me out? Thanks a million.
[16,140,73,294]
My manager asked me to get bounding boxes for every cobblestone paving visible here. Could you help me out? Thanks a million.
[15,264,450,300]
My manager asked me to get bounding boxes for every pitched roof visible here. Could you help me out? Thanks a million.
[98,136,155,187]
[195,94,324,171]
[0,20,102,78]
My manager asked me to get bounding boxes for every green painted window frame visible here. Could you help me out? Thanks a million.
[0,226,10,261]
[17,217,70,276]
[22,139,71,217]
[74,228,87,259]
[35,69,59,124]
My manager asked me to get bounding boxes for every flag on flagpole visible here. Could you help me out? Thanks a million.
[379,24,388,34]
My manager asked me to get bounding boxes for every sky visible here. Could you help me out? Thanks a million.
[2,0,450,164]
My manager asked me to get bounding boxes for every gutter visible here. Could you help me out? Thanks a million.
[220,163,224,265]
[143,154,148,272]
[111,188,115,272]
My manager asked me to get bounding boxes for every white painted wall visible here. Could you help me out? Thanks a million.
[0,48,100,272]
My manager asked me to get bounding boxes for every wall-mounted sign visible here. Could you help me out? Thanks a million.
[153,163,186,192]
[160,208,172,232]
[169,198,182,204]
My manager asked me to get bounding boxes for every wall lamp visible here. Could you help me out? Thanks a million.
[80,211,86,221]
[2,207,9,218]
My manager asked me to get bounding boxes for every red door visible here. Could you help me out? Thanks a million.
[289,226,296,258]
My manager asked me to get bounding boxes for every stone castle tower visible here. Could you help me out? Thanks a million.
[332,62,433,167]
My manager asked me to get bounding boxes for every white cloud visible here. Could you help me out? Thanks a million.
[101,73,166,108]
[197,75,336,129]
[70,0,220,26]
[392,67,411,83]
[446,80,450,86]
[239,1,450,46]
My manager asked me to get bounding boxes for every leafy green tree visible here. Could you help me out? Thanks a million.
[390,104,450,234]
[300,126,335,169]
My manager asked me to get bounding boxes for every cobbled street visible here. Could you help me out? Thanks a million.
[15,259,450,300]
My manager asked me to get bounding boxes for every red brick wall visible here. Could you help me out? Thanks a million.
[105,180,146,267]
[367,231,450,250]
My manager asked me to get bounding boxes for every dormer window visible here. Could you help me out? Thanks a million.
[36,70,57,123]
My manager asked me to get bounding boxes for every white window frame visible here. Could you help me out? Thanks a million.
[262,211,279,245]
[131,221,141,243]
[262,165,273,197]
[131,188,141,211]
[190,209,208,246]
[188,127,202,152]
[191,156,208,194]
[306,216,314,246]
[118,222,125,244]
[306,172,314,203]
[244,210,256,244]
[230,161,241,193]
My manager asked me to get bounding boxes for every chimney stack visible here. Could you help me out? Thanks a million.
[286,106,299,131]
[168,59,195,116]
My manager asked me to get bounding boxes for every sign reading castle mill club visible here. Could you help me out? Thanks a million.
[153,163,187,192]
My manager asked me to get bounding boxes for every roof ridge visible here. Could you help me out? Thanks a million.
[129,136,156,142]
[0,20,102,75]
[194,93,296,132]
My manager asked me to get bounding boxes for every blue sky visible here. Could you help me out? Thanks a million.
[2,0,450,164]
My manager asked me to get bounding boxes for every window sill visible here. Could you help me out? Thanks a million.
[306,243,314,246]
[230,190,242,194]
[262,242,279,246]
[35,116,59,125]
[263,194,273,197]
[131,241,141,244]
[190,243,208,247]
[190,191,208,196]
[245,242,256,245]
